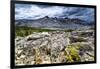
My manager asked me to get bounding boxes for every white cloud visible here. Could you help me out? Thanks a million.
[15,4,66,19]
[15,4,94,23]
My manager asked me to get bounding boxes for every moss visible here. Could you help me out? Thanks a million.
[65,45,81,62]
[65,52,73,62]
[70,43,81,50]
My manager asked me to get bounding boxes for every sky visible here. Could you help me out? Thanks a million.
[15,3,95,23]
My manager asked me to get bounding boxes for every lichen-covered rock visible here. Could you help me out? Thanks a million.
[15,30,94,65]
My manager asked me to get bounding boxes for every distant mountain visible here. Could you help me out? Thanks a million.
[15,16,93,30]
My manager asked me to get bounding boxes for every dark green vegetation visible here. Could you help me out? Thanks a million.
[15,26,74,37]
[64,29,74,32]
[15,26,56,37]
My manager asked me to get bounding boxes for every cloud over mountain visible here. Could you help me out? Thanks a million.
[15,4,95,23]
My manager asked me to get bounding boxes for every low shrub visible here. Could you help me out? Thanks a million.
[65,45,81,62]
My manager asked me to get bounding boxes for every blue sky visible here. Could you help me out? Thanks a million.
[15,4,95,23]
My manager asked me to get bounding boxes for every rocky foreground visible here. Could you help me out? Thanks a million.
[15,30,95,65]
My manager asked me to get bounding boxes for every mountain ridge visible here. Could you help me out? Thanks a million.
[15,16,94,30]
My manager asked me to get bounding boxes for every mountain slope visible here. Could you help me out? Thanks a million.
[15,16,92,30]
